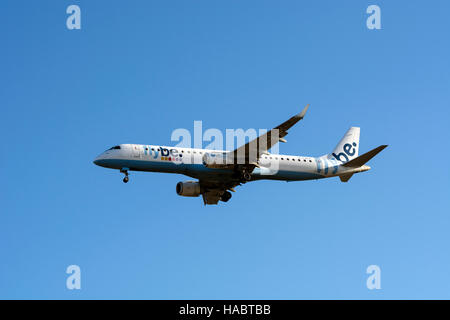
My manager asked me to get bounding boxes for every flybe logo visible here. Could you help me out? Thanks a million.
[332,142,357,163]
[316,158,339,175]
[143,146,183,162]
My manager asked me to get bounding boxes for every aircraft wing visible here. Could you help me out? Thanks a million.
[199,105,310,204]
[231,104,310,165]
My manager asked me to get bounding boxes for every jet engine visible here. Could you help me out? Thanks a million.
[176,181,201,197]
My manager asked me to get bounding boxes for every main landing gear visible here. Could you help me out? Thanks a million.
[221,191,232,202]
[233,167,252,182]
[120,168,129,183]
[242,170,252,181]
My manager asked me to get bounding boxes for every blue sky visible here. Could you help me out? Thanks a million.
[1,0,449,299]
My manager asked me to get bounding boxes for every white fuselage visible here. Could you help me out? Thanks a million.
[93,144,369,182]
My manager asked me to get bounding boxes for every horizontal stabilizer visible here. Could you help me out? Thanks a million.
[343,145,388,168]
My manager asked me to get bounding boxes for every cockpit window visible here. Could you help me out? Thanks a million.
[107,145,121,150]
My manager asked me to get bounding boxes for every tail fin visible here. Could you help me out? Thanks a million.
[331,127,360,163]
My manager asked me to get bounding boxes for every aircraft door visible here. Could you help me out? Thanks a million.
[132,144,141,158]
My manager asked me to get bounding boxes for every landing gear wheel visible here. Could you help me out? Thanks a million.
[120,168,129,183]
[243,171,251,181]
[221,191,232,202]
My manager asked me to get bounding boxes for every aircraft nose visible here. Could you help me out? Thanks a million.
[93,154,104,166]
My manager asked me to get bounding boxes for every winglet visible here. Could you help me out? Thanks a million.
[298,104,310,119]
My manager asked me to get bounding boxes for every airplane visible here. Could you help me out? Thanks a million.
[93,105,387,205]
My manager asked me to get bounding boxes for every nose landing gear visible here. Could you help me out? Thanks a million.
[120,168,129,183]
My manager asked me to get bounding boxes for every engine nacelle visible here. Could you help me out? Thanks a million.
[176,181,201,197]
[202,152,232,168]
